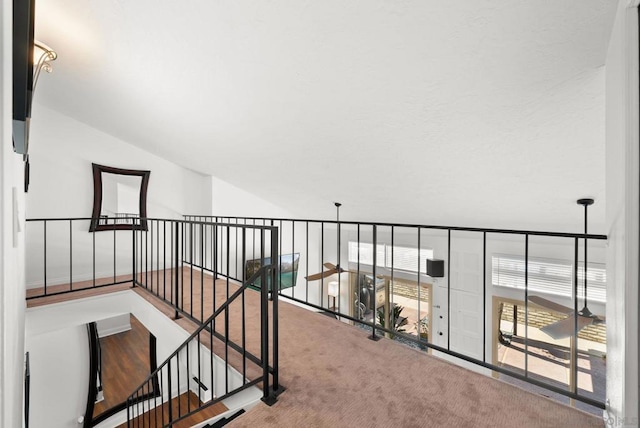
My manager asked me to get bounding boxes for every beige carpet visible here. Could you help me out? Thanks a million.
[225,295,603,428]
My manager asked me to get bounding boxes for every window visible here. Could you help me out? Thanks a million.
[348,242,434,274]
[492,254,606,302]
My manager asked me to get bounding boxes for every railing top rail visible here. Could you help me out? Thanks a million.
[25,216,278,231]
[183,215,607,241]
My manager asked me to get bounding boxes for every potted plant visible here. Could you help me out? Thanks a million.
[377,305,408,339]
[415,316,429,344]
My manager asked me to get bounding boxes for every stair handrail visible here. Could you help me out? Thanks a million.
[124,263,275,426]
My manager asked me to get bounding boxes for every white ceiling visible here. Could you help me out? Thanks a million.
[33,0,617,233]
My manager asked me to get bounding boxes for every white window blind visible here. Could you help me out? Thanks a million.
[348,242,434,274]
[385,245,434,273]
[492,254,606,302]
[347,242,385,267]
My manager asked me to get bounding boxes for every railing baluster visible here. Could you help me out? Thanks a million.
[209,318,214,400]
[572,237,579,393]
[131,222,136,287]
[447,229,451,350]
[235,223,239,279]
[93,222,96,288]
[167,362,173,423]
[260,228,270,402]
[69,219,72,291]
[291,220,295,301]
[305,221,309,304]
[524,233,529,377]
[126,398,130,428]
[482,231,486,363]
[271,227,280,394]
[279,220,283,294]
[186,345,191,414]
[145,223,148,288]
[417,227,421,342]
[190,222,194,318]
[113,226,117,284]
[159,367,165,427]
[242,227,247,385]
[201,223,204,323]
[225,305,229,395]
[156,220,159,296]
[369,225,379,341]
[163,220,167,301]
[43,220,47,294]
[197,332,202,403]
[176,352,181,418]
[320,222,324,307]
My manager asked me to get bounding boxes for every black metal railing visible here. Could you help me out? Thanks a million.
[25,218,136,299]
[125,261,280,427]
[184,214,608,410]
[83,322,100,428]
[24,352,30,428]
[25,216,283,426]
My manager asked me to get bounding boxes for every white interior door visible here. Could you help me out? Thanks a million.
[449,250,483,360]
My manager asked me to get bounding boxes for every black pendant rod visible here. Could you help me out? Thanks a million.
[335,202,341,269]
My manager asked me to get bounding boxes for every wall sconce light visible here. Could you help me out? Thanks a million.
[327,281,339,310]
[33,40,57,90]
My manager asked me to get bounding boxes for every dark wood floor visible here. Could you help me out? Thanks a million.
[93,314,153,417]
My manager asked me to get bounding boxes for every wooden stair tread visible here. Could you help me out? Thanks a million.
[117,391,227,428]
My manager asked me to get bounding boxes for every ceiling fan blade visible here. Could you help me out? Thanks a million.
[323,262,337,270]
[305,268,339,282]
[540,315,594,340]
[528,295,574,315]
[305,271,327,281]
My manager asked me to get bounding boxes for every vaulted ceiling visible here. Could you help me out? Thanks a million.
[33,0,617,232]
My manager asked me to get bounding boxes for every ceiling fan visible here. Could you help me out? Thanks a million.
[528,198,605,340]
[306,262,349,281]
[305,202,350,282]
[304,202,382,282]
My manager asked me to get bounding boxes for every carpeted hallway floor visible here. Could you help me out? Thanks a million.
[218,288,603,427]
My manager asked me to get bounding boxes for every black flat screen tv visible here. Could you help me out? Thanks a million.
[12,0,35,155]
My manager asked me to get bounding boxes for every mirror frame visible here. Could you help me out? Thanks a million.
[89,163,150,232]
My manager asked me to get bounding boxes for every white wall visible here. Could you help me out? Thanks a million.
[211,176,291,219]
[26,325,89,428]
[28,102,212,220]
[24,103,213,288]
[605,0,640,422]
[0,0,27,426]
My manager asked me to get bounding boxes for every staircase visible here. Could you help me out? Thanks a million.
[118,392,227,428]
[24,217,283,427]
[122,262,281,427]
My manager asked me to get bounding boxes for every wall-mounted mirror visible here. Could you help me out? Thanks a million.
[89,163,150,232]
